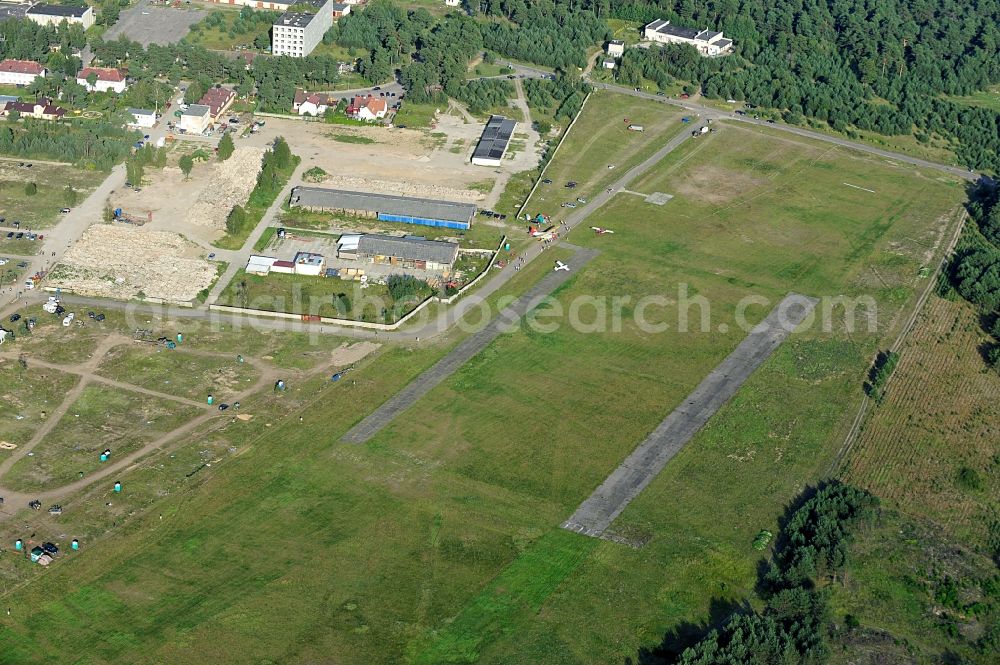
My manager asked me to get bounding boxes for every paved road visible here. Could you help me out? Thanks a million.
[590,81,982,183]
[205,160,309,304]
[342,245,600,444]
[562,293,820,539]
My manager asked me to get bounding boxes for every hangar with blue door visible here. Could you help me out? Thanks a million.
[289,186,476,230]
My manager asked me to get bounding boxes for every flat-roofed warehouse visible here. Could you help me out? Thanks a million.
[471,115,516,167]
[357,234,459,270]
[290,186,476,230]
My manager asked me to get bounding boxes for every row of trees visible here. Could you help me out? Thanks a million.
[653,483,879,664]
[0,121,138,170]
[947,186,1000,369]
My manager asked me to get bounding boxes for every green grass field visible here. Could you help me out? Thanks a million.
[524,90,687,217]
[0,160,103,230]
[0,104,968,663]
[95,345,261,403]
[1,384,201,492]
[0,361,78,448]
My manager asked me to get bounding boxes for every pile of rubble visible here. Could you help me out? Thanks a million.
[324,174,484,202]
[48,225,217,302]
[183,146,265,229]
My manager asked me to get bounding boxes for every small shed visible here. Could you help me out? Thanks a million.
[602,59,616,69]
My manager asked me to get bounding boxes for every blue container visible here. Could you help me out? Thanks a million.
[207,395,214,406]
[113,481,122,493]
[71,539,79,551]
[15,539,22,551]
[100,453,107,462]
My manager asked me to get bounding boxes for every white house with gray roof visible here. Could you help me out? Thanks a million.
[643,19,733,56]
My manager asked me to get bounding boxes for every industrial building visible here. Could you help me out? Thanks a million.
[357,235,459,271]
[26,4,95,29]
[290,186,476,230]
[471,115,516,167]
[272,1,333,58]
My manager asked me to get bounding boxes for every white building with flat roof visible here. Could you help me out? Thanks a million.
[127,108,156,128]
[272,1,333,58]
[26,4,95,29]
[643,19,733,56]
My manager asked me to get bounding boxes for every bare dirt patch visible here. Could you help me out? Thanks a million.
[670,164,768,204]
[329,341,380,367]
[113,147,264,244]
[48,225,218,301]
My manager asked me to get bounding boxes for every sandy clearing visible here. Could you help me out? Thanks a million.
[48,225,217,302]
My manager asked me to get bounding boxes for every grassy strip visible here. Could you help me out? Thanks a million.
[410,529,596,663]
[212,155,300,251]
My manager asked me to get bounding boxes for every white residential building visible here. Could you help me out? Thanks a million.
[127,108,157,128]
[272,1,333,58]
[26,4,95,29]
[607,40,625,57]
[0,60,46,87]
[444,0,460,6]
[643,19,733,56]
[77,67,128,94]
[179,104,211,134]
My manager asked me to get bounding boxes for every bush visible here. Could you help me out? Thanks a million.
[956,466,984,492]
[865,350,900,400]
[386,274,430,301]
[24,182,37,196]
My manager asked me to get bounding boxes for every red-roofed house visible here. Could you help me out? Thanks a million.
[0,59,47,87]
[198,87,236,121]
[1,97,66,121]
[76,67,127,93]
[346,95,387,121]
[294,89,333,116]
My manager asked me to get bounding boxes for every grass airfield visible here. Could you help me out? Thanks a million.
[0,100,968,663]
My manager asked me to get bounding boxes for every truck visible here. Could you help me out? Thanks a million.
[627,124,644,132]
[113,208,150,226]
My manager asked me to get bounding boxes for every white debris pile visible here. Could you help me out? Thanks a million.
[49,225,217,302]
[183,146,265,229]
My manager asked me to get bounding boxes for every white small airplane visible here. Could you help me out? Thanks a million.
[554,260,570,272]
[591,226,615,235]
[530,225,558,240]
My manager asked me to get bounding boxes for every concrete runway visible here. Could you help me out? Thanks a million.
[341,245,599,444]
[561,293,820,539]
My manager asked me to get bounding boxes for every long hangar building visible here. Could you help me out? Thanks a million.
[289,187,476,230]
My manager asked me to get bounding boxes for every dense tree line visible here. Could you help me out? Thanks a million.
[0,18,87,62]
[524,74,590,122]
[334,0,603,102]
[642,482,878,664]
[604,0,1000,172]
[0,121,138,170]
[947,186,1000,368]
[449,79,512,114]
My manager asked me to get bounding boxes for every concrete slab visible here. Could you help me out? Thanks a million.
[645,192,673,205]
[561,293,820,539]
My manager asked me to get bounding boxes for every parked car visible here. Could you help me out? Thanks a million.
[9,314,20,322]
[542,178,552,184]
[561,202,576,208]
[229,117,239,124]
[15,232,23,239]
[5,232,12,239]
[60,208,71,213]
